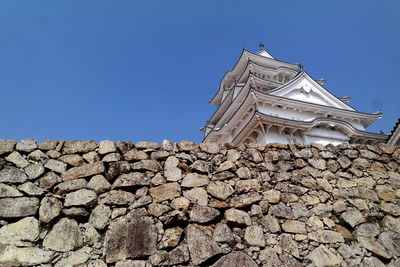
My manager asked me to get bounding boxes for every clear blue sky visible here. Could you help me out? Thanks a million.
[1,1,399,143]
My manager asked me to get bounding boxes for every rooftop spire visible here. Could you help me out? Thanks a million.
[256,42,274,59]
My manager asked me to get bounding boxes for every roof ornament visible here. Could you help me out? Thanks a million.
[259,42,265,50]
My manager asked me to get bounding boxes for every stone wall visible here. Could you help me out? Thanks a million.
[0,139,400,267]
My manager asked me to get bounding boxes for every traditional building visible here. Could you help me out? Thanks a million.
[387,118,400,146]
[202,44,388,145]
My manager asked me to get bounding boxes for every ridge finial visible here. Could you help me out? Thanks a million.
[259,42,265,50]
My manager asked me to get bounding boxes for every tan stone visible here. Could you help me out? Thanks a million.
[282,220,307,234]
[149,182,181,202]
[62,162,105,180]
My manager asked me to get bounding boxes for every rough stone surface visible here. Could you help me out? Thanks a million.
[149,182,181,202]
[0,197,39,218]
[104,209,157,263]
[244,225,265,247]
[43,218,83,252]
[62,162,105,180]
[186,224,222,265]
[64,189,97,207]
[211,251,258,267]
[39,196,63,223]
[0,140,16,155]
[0,140,399,266]
[308,245,342,266]
[0,166,27,184]
[0,217,39,246]
[62,140,97,154]
[0,245,54,266]
[189,205,220,223]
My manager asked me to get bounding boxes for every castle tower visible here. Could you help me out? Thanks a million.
[202,44,388,145]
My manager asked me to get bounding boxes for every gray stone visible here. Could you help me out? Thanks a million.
[356,223,381,237]
[308,245,342,267]
[62,207,89,218]
[0,166,28,184]
[0,183,23,197]
[244,225,265,246]
[0,140,16,155]
[5,151,29,168]
[114,259,146,267]
[54,178,88,195]
[104,209,157,263]
[54,246,91,267]
[87,259,108,267]
[102,152,121,162]
[308,158,326,170]
[87,174,111,193]
[181,173,209,187]
[235,179,260,193]
[381,202,400,216]
[39,197,63,223]
[168,244,190,265]
[210,251,257,267]
[64,189,97,207]
[98,190,135,205]
[149,182,181,202]
[269,203,293,219]
[358,236,392,259]
[16,139,37,152]
[24,163,45,179]
[190,160,213,173]
[379,231,400,257]
[216,160,236,173]
[131,160,162,172]
[148,203,171,217]
[112,172,150,189]
[183,187,208,206]
[130,195,152,209]
[27,150,49,162]
[62,162,105,180]
[83,151,100,163]
[59,154,84,166]
[38,140,58,150]
[230,192,262,208]
[18,182,44,196]
[159,227,184,248]
[98,140,116,154]
[308,230,344,243]
[280,234,299,258]
[186,224,222,265]
[136,141,159,149]
[0,245,54,266]
[341,209,365,227]
[361,257,385,267]
[164,167,182,182]
[43,218,83,252]
[0,217,39,246]
[348,186,379,201]
[189,205,220,223]
[225,208,251,226]
[62,140,97,154]
[124,149,149,161]
[383,216,400,233]
[44,159,67,173]
[0,197,39,218]
[259,248,283,267]
[38,172,62,189]
[88,204,111,230]
[263,189,281,203]
[261,215,281,233]
[207,181,234,200]
[213,223,234,243]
